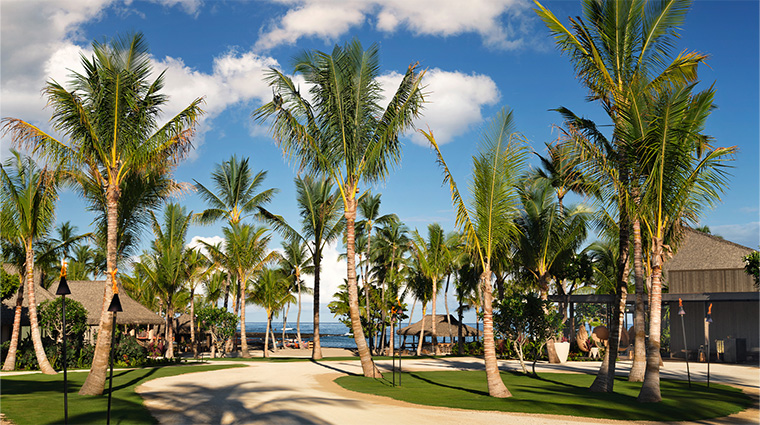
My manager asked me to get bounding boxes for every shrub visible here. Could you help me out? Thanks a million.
[38,297,88,345]
[114,334,148,367]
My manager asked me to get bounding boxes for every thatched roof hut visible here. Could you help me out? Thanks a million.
[1,281,56,326]
[66,281,163,326]
[397,314,478,337]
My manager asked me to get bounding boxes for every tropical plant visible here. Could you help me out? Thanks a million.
[0,151,58,374]
[184,247,210,358]
[411,223,448,355]
[249,268,293,357]
[423,107,528,397]
[372,220,411,355]
[744,251,760,289]
[38,297,88,344]
[279,238,312,346]
[196,305,238,358]
[1,33,202,394]
[255,39,425,377]
[534,0,707,393]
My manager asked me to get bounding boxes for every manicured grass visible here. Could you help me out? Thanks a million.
[336,370,753,421]
[208,355,438,362]
[1,364,244,425]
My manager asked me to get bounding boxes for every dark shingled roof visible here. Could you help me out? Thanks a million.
[397,314,478,337]
[664,227,754,272]
[65,281,163,326]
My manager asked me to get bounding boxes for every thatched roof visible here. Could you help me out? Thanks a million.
[175,313,193,333]
[1,281,56,326]
[665,227,754,272]
[66,281,163,326]
[397,314,478,337]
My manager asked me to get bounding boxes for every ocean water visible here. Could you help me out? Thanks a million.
[240,321,479,349]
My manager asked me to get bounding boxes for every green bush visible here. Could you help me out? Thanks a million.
[38,298,88,345]
[114,334,148,367]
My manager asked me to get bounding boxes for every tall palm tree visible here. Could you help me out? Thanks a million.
[0,151,58,374]
[250,268,293,358]
[532,141,597,214]
[534,0,706,393]
[134,203,193,359]
[515,178,590,362]
[633,83,734,402]
[184,248,210,358]
[203,224,275,358]
[2,33,202,394]
[411,223,447,355]
[279,238,312,346]
[194,155,277,309]
[255,39,425,377]
[423,107,528,397]
[372,220,410,355]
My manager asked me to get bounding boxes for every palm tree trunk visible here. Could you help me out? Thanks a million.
[264,311,271,358]
[416,304,426,356]
[270,327,278,352]
[431,278,439,355]
[2,283,24,370]
[481,269,510,397]
[629,217,647,381]
[240,275,249,358]
[539,272,560,364]
[191,288,197,359]
[591,207,630,393]
[312,246,322,359]
[296,273,302,346]
[345,194,381,377]
[223,274,230,310]
[282,303,290,347]
[637,238,664,403]
[457,302,464,355]
[23,245,55,374]
[165,301,174,358]
[79,186,118,394]
[445,275,453,344]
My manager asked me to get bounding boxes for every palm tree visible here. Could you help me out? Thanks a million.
[532,141,597,214]
[514,178,590,362]
[411,223,448,355]
[184,248,210,358]
[279,238,312,346]
[194,155,277,309]
[255,39,425,377]
[423,107,528,397]
[133,203,194,359]
[0,151,58,374]
[203,224,275,358]
[2,33,202,394]
[634,83,734,402]
[250,268,293,358]
[534,0,706,393]
[372,220,411,355]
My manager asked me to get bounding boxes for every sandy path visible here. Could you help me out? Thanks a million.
[136,357,759,425]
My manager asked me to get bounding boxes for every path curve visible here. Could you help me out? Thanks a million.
[136,358,759,425]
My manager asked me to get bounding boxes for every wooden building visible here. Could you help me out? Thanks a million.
[664,228,758,362]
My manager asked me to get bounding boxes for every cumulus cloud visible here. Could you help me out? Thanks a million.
[255,0,533,51]
[378,68,500,146]
[187,235,225,255]
[710,222,760,249]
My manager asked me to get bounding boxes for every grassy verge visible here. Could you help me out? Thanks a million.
[1,363,245,425]
[336,370,753,422]
[207,355,434,362]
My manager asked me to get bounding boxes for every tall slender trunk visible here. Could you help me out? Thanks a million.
[591,205,630,393]
[2,282,24,370]
[191,288,197,359]
[457,300,464,355]
[240,274,249,358]
[379,281,387,356]
[629,217,647,381]
[312,245,323,359]
[79,185,119,395]
[345,194,381,377]
[444,275,453,344]
[416,304,426,356]
[223,274,230,310]
[270,326,278,352]
[431,277,440,354]
[263,311,271,358]
[296,272,302,346]
[365,228,374,352]
[401,301,415,349]
[165,301,174,358]
[481,268,511,397]
[282,303,290,347]
[23,247,55,374]
[638,238,664,402]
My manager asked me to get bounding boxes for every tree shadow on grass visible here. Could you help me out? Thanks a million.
[309,359,359,376]
[407,372,489,397]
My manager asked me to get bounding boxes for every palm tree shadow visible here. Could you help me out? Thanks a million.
[408,372,489,396]
[309,360,359,376]
[110,367,160,393]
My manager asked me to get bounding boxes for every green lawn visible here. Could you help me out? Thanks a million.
[337,370,753,422]
[1,364,245,425]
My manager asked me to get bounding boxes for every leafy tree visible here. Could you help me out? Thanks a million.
[424,107,528,397]
[255,39,425,377]
[744,251,760,289]
[249,268,293,357]
[411,223,447,355]
[38,297,89,344]
[196,305,238,358]
[495,293,563,375]
[1,268,20,301]
[2,33,202,394]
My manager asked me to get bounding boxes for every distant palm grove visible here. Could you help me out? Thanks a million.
[0,0,736,404]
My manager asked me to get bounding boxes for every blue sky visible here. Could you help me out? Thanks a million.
[1,0,758,322]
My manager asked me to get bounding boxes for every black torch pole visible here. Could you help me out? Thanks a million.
[106,287,123,425]
[678,298,691,388]
[706,303,713,388]
[55,264,71,425]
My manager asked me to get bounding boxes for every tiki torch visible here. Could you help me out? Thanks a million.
[678,298,691,388]
[705,303,713,388]
[55,260,71,425]
[106,268,122,425]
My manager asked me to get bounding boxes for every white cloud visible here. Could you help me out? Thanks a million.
[187,235,225,255]
[378,68,500,146]
[710,222,760,249]
[298,240,347,304]
[255,0,533,51]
